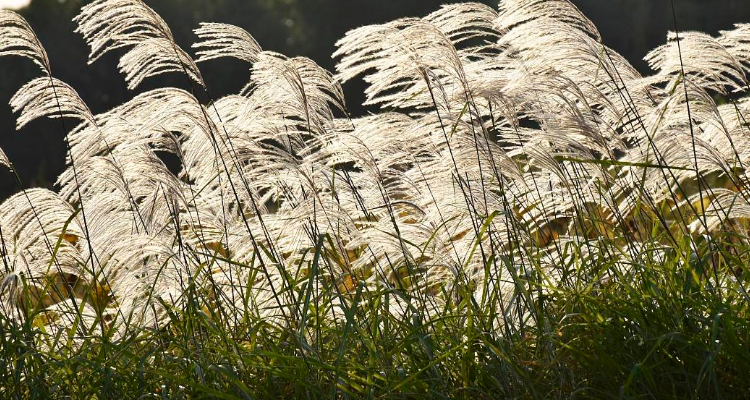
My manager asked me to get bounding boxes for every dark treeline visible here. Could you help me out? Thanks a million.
[1,0,749,198]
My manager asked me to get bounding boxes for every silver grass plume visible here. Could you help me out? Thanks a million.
[10,77,95,129]
[0,148,11,171]
[74,0,204,89]
[193,22,262,63]
[0,11,50,173]
[0,10,50,74]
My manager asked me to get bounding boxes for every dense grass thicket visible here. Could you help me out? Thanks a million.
[0,0,749,397]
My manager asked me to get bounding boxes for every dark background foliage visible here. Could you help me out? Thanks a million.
[1,0,749,198]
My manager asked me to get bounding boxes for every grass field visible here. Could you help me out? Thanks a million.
[0,0,749,398]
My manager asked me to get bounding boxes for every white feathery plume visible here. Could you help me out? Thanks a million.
[118,37,204,90]
[424,3,500,53]
[0,147,11,171]
[645,31,747,94]
[57,143,187,219]
[74,0,204,89]
[0,189,86,311]
[335,19,469,110]
[496,0,600,40]
[0,10,50,74]
[10,77,94,130]
[0,189,84,253]
[720,24,750,81]
[248,51,344,134]
[67,88,203,163]
[193,22,262,63]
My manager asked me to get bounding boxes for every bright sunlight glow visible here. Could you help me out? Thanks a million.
[0,0,31,10]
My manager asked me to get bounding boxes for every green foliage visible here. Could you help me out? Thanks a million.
[1,235,747,398]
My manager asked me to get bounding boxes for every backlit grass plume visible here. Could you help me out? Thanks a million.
[0,1,748,398]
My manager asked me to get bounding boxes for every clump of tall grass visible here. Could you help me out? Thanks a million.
[0,0,748,397]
